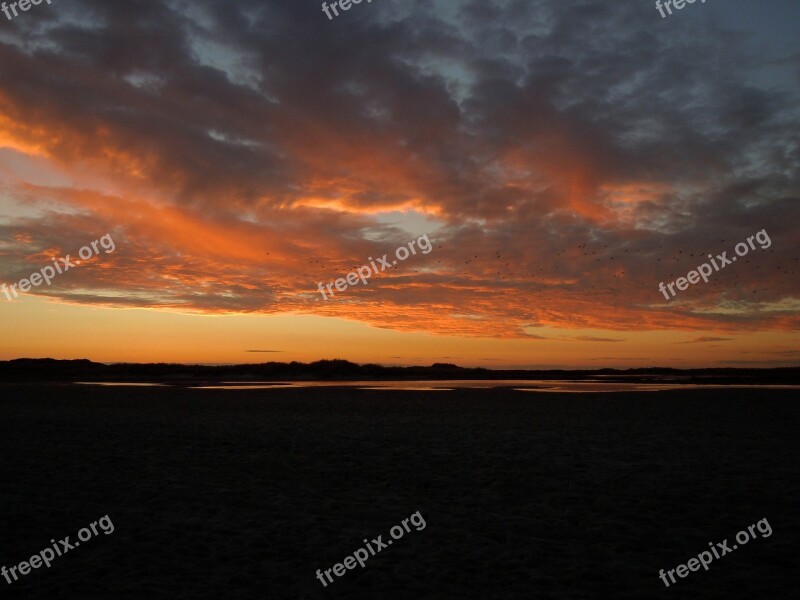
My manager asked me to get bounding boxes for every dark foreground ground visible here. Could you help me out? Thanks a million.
[1,384,798,599]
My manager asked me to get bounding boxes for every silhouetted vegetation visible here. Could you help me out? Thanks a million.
[0,358,798,385]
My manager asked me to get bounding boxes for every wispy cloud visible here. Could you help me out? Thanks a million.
[677,337,734,344]
[564,336,625,343]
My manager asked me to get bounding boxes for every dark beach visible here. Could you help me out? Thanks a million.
[2,383,798,599]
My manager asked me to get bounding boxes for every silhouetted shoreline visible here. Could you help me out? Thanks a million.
[1,358,798,385]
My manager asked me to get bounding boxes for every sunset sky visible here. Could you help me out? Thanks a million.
[1,0,798,368]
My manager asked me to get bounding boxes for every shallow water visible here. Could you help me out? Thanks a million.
[75,382,168,387]
[74,380,800,393]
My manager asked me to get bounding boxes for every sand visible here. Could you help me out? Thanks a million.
[1,384,798,599]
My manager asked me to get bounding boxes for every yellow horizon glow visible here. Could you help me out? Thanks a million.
[1,297,796,368]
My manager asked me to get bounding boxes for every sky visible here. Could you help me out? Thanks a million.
[0,0,798,368]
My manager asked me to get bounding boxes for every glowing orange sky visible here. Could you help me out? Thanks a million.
[0,0,798,367]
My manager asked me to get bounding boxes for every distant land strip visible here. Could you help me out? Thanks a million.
[0,358,798,385]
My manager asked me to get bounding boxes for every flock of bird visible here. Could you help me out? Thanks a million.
[308,240,795,302]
